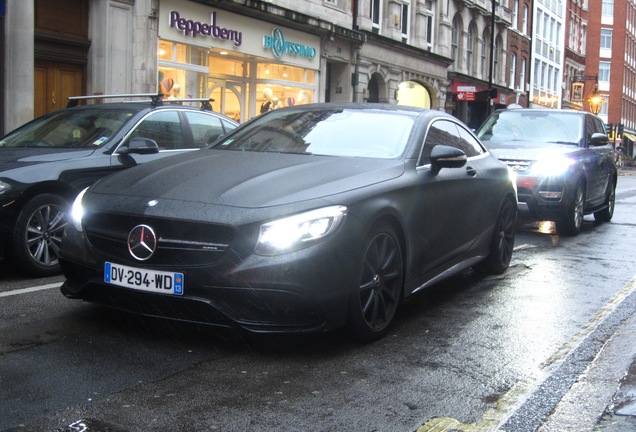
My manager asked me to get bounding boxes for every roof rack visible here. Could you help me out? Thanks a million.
[66,93,215,110]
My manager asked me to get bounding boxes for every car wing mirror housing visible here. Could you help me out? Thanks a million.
[119,137,160,155]
[590,132,610,147]
[430,145,467,175]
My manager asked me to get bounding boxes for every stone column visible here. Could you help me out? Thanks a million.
[4,0,34,133]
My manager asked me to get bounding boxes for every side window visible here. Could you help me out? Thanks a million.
[129,111,183,150]
[419,119,473,166]
[222,119,238,134]
[184,112,224,148]
[585,115,608,145]
[455,124,485,156]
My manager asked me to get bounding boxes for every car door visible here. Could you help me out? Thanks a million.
[110,110,195,169]
[584,115,613,206]
[416,119,486,275]
[182,111,238,148]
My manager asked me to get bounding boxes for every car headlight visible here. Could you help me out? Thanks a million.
[530,156,575,177]
[255,205,347,255]
[71,187,90,232]
[0,180,10,194]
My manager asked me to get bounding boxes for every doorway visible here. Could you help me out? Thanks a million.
[34,60,83,117]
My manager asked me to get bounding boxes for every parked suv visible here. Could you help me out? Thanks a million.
[0,94,238,276]
[477,108,617,236]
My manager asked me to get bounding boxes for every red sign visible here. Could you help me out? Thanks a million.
[457,92,475,101]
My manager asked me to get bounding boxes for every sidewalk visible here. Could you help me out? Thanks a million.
[537,306,636,431]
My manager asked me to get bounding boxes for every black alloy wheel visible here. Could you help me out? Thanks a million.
[13,194,68,277]
[594,181,616,223]
[556,181,585,236]
[479,198,517,274]
[348,222,404,342]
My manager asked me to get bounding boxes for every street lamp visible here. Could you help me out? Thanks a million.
[588,83,603,115]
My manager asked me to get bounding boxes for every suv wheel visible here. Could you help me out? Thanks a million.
[555,181,585,236]
[13,194,68,277]
[594,181,616,223]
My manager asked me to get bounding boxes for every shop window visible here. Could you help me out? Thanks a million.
[257,84,314,114]
[256,63,312,84]
[209,56,246,77]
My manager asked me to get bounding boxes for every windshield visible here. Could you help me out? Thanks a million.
[213,107,414,159]
[0,109,132,149]
[477,111,584,146]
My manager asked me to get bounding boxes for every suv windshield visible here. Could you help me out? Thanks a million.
[213,107,414,159]
[477,111,584,146]
[0,109,132,149]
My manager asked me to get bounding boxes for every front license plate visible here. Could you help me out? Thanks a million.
[104,262,184,295]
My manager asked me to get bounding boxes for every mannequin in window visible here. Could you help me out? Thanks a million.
[297,90,308,105]
[260,88,273,114]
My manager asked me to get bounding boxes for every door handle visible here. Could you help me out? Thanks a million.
[466,166,477,177]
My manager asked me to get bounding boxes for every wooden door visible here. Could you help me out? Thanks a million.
[34,61,83,117]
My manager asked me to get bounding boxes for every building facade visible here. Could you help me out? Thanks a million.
[2,0,520,135]
[561,0,588,111]
[506,0,532,108]
[529,0,566,109]
[586,0,636,156]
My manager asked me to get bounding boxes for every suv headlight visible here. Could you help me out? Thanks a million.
[530,156,575,177]
[255,205,347,255]
[71,187,90,232]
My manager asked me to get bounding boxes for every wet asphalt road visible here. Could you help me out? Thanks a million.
[2,175,636,432]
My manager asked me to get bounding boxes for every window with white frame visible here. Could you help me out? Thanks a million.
[522,5,528,35]
[512,0,519,30]
[520,57,527,91]
[371,0,382,34]
[581,24,587,54]
[399,0,410,43]
[602,0,614,17]
[600,29,612,50]
[467,24,476,75]
[494,37,501,82]
[424,1,434,48]
[510,53,517,89]
[451,16,460,69]
[599,61,611,83]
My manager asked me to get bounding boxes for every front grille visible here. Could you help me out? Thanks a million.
[501,159,531,173]
[84,213,234,267]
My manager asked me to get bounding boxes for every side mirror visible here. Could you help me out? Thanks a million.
[118,137,160,155]
[430,145,467,175]
[590,132,610,147]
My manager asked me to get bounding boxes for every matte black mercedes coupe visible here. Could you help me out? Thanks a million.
[60,103,517,341]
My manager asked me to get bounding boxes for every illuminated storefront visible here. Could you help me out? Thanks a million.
[158,0,320,122]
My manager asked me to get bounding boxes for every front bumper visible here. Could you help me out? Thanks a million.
[515,173,572,220]
[59,225,359,334]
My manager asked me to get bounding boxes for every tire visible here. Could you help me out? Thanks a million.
[478,198,517,275]
[594,181,616,223]
[12,194,69,277]
[555,181,585,236]
[348,222,404,342]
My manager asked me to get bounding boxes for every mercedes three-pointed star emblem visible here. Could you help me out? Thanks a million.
[127,224,157,261]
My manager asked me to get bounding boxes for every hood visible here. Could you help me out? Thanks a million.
[485,140,580,162]
[93,149,405,208]
[0,148,97,172]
